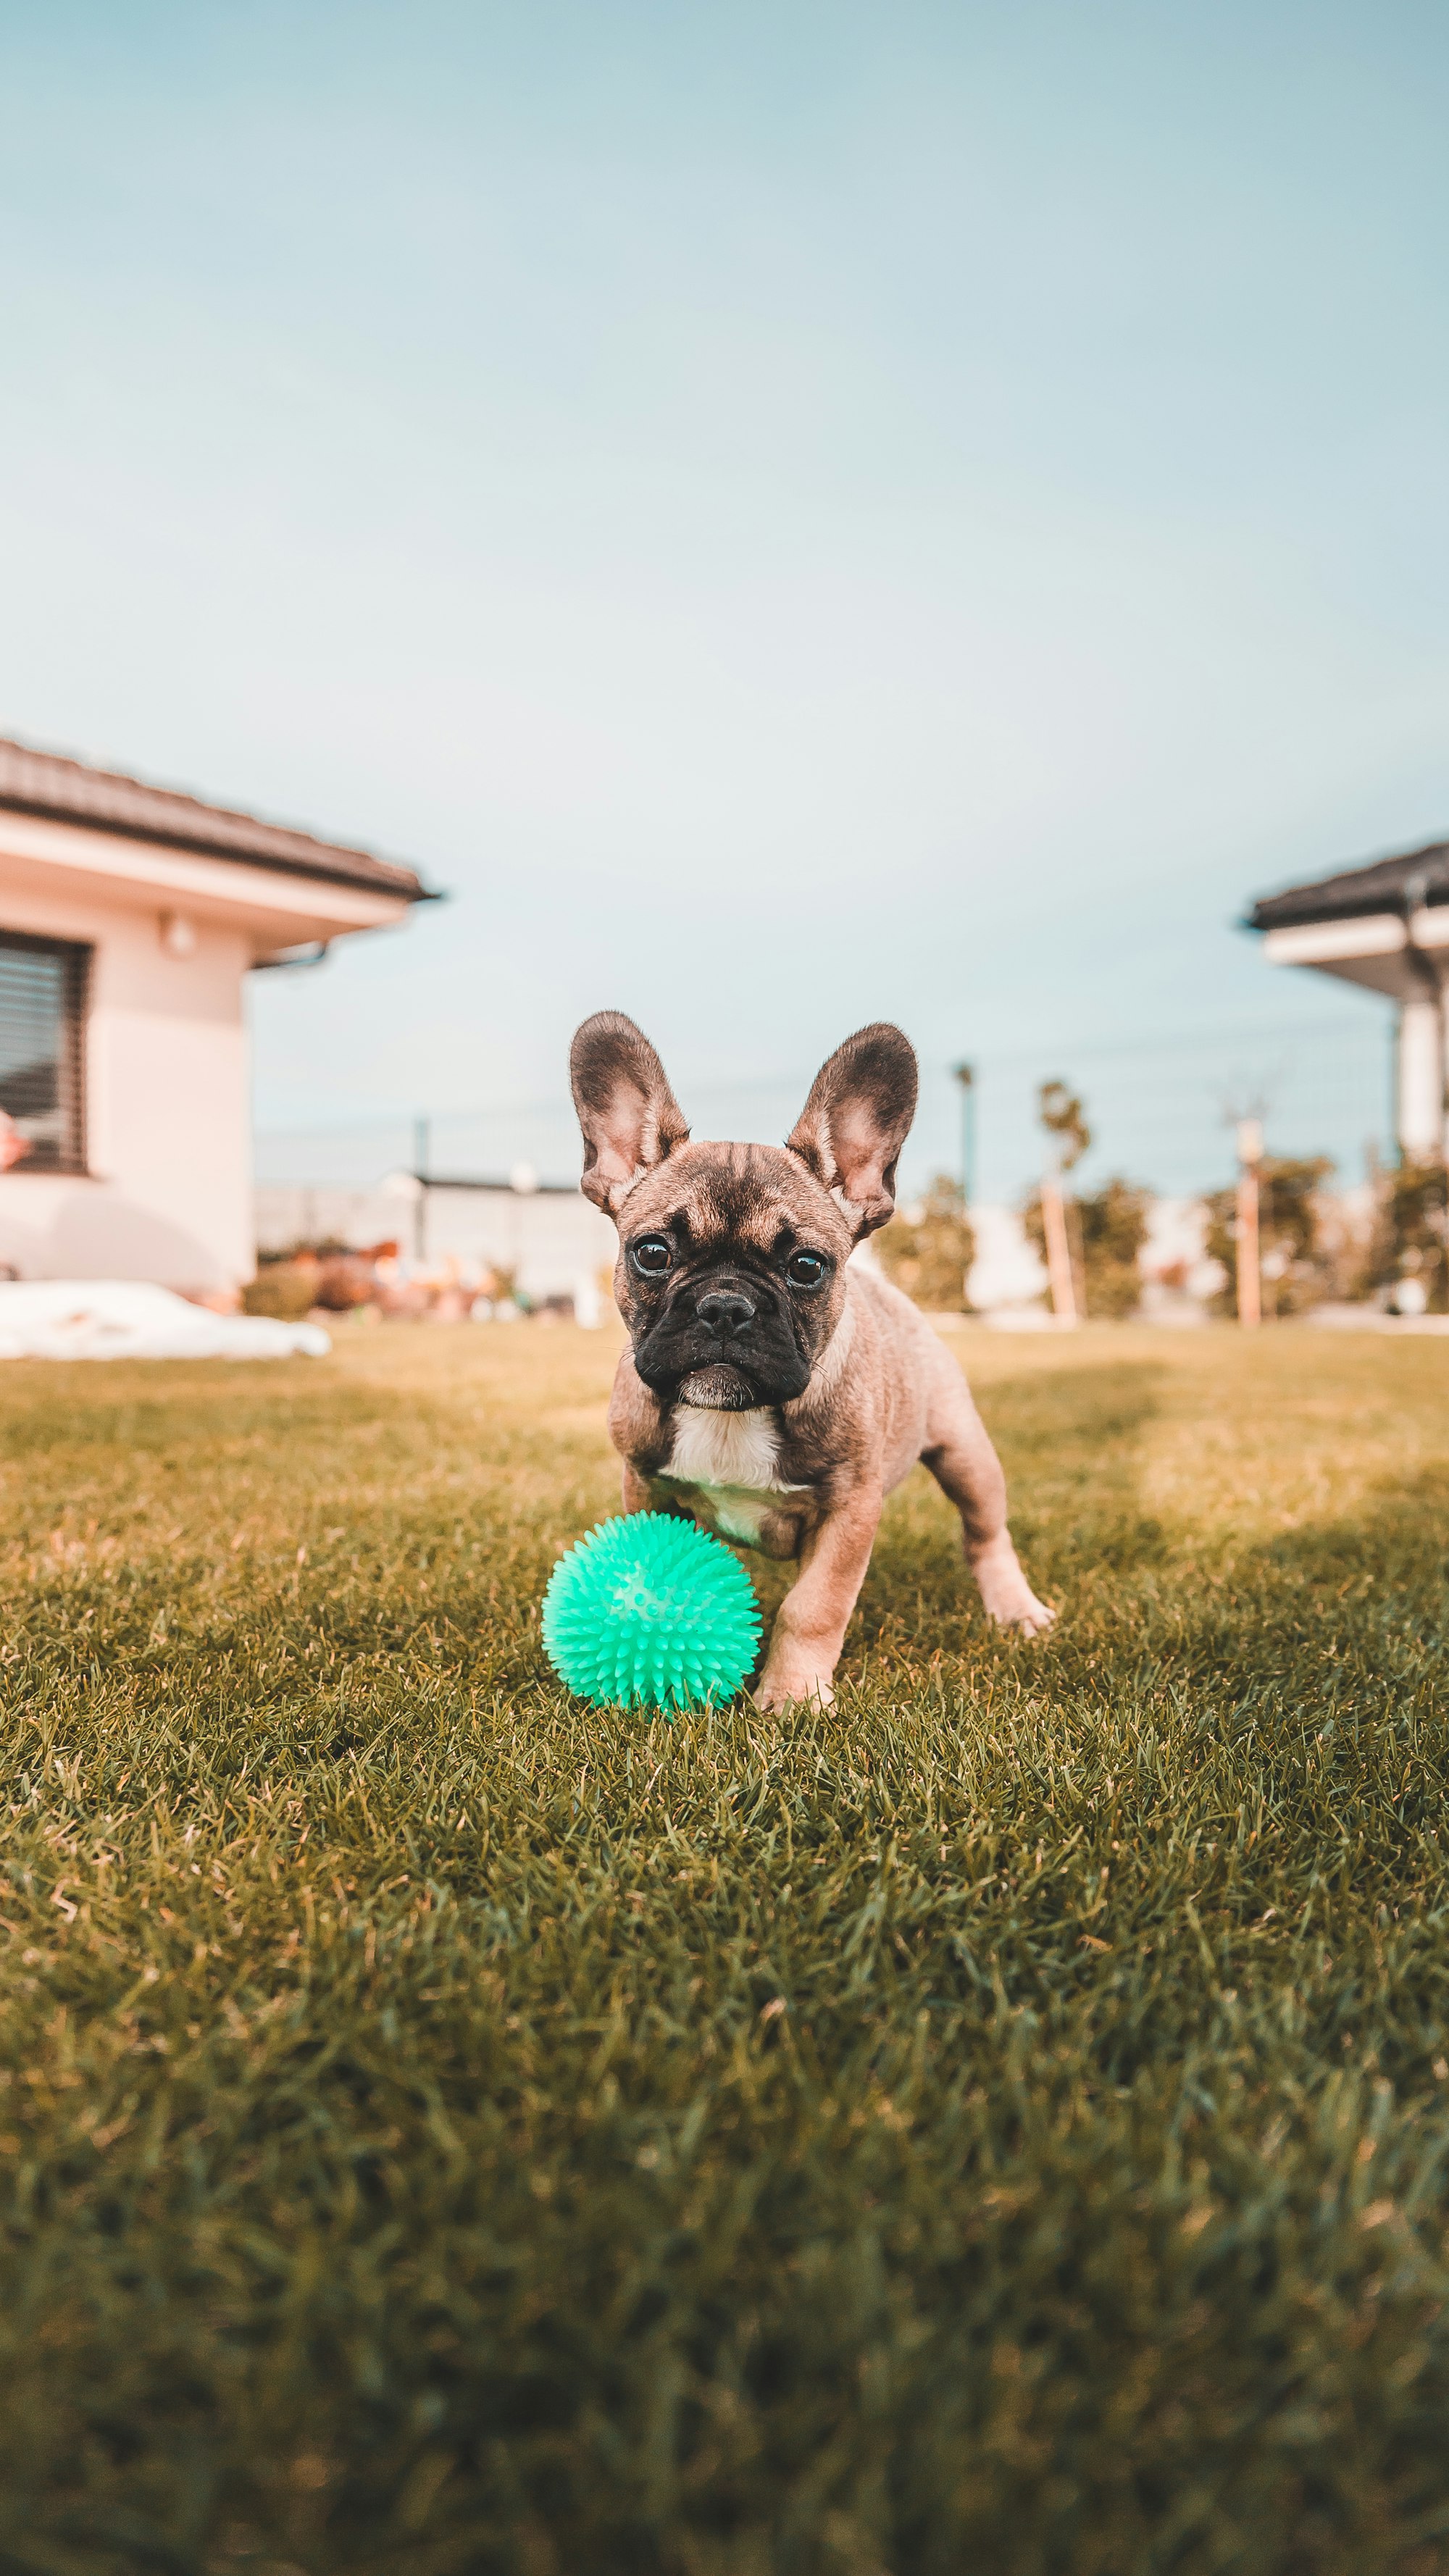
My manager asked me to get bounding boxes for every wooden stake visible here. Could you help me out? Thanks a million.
[1040,1179,1078,1325]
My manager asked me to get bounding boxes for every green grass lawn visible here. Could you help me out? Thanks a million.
[4,1321,1449,2575]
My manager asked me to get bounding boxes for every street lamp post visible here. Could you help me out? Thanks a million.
[952,1062,976,1206]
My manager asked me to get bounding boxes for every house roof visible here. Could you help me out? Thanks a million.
[0,736,436,903]
[1247,837,1449,932]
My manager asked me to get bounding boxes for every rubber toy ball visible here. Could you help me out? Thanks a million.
[542,1510,761,1713]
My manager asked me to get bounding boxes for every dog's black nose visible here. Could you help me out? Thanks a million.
[697,1289,756,1342]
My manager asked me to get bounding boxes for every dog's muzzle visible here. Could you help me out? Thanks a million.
[677,1360,758,1410]
[632,1267,813,1408]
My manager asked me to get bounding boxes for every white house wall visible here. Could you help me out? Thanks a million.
[0,877,252,1290]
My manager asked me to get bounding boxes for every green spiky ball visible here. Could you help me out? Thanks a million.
[542,1511,761,1713]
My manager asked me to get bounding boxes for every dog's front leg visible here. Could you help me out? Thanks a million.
[755,1489,882,1713]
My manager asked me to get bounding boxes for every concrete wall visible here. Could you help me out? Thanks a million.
[255,1179,617,1303]
[0,877,252,1291]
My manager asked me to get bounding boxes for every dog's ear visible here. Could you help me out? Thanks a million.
[786,1023,918,1238]
[570,1011,690,1216]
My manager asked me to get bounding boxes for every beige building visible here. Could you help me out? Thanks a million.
[1249,838,1448,1155]
[0,738,432,1292]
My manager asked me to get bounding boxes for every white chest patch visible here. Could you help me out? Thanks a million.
[666,1405,783,1490]
[663,1406,802,1544]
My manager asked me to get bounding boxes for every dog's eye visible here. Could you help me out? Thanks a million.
[786,1250,827,1288]
[630,1237,672,1276]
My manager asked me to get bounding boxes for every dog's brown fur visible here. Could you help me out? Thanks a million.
[571,1011,1053,1710]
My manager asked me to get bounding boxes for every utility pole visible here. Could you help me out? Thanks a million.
[952,1062,976,1205]
[412,1114,430,1264]
[1235,1117,1262,1327]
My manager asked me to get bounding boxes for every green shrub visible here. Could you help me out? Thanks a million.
[1366,1155,1449,1310]
[242,1264,317,1322]
[876,1172,975,1311]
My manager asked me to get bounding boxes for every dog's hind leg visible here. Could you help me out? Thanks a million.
[919,1345,1054,1634]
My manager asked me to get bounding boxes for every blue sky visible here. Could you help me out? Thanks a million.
[1,0,1446,1195]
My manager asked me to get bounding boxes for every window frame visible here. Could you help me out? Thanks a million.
[0,929,91,1177]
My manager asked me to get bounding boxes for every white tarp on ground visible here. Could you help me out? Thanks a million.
[0,1281,330,1361]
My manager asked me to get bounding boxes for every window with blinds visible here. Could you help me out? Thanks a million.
[0,934,89,1173]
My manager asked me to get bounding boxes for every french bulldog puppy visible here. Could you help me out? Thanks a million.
[571,1011,1053,1711]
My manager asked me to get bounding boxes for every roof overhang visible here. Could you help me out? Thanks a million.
[0,808,419,963]
[1261,906,1449,1003]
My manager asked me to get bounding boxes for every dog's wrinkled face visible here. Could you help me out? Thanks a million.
[612,1141,851,1409]
[570,1011,918,1413]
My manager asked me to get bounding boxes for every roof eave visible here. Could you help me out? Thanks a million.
[0,793,437,906]
[1246,892,1449,935]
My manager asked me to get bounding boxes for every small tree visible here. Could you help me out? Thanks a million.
[1024,1176,1149,1319]
[876,1173,975,1312]
[1037,1079,1090,1174]
[1204,1155,1334,1318]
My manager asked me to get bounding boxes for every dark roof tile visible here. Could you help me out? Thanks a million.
[1247,839,1449,932]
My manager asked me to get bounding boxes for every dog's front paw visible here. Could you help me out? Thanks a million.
[753,1661,836,1714]
[972,1537,1056,1637]
[987,1588,1056,1636]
